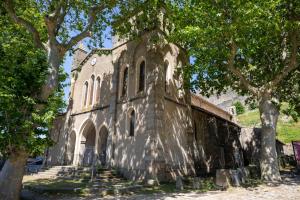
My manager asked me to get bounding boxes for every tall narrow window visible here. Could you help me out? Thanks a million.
[164,61,169,93]
[83,82,88,107]
[138,61,145,92]
[89,75,95,105]
[122,67,128,97]
[96,77,101,103]
[129,110,135,136]
[194,121,198,141]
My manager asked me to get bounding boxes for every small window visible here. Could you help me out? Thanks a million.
[122,67,128,97]
[138,61,145,92]
[129,110,135,137]
[89,75,95,105]
[83,82,88,107]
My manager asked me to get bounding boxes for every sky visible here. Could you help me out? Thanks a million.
[62,28,113,102]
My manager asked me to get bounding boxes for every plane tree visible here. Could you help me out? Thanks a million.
[0,8,66,199]
[1,0,119,199]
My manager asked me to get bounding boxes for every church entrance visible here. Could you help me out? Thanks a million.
[98,126,109,166]
[68,131,76,165]
[80,121,96,166]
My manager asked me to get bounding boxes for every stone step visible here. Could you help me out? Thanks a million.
[31,166,124,182]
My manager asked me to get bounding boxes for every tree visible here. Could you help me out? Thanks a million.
[115,0,300,182]
[1,0,118,198]
[0,8,66,199]
[168,0,300,181]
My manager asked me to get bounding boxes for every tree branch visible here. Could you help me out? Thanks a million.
[3,0,45,50]
[55,1,69,34]
[227,41,258,96]
[61,3,109,52]
[270,30,299,88]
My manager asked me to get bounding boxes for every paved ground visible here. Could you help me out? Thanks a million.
[106,174,300,200]
[22,174,300,200]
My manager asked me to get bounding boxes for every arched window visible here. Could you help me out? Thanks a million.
[164,61,169,93]
[122,67,128,97]
[83,81,88,107]
[129,110,135,137]
[138,61,145,92]
[89,75,95,105]
[96,77,101,103]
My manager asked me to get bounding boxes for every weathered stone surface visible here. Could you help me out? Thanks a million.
[215,169,231,188]
[176,176,184,190]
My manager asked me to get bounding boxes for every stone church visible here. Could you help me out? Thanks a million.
[47,30,243,181]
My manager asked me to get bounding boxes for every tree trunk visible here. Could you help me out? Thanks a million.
[40,44,62,101]
[0,150,29,200]
[259,97,281,182]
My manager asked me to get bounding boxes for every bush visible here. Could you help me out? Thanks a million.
[233,101,245,115]
[248,101,257,110]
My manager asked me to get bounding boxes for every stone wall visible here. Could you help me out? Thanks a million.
[192,108,243,176]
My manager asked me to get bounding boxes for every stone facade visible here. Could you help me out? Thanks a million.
[47,31,243,181]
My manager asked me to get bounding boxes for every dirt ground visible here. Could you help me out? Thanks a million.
[22,174,300,200]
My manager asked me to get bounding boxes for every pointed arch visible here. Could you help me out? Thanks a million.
[137,59,146,93]
[68,130,76,164]
[96,76,101,104]
[120,67,128,98]
[83,81,88,107]
[126,108,136,137]
[89,75,95,105]
[164,60,170,93]
[97,125,109,166]
[78,119,96,166]
[129,110,135,136]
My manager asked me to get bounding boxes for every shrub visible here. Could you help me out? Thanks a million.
[233,101,245,115]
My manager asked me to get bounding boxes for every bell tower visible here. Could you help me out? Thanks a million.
[70,43,87,100]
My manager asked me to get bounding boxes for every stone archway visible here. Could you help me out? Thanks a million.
[98,126,109,166]
[80,120,96,166]
[68,131,76,165]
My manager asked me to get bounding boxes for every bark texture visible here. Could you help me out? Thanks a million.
[259,97,281,182]
[40,45,62,100]
[0,151,28,200]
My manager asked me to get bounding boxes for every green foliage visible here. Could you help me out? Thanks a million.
[9,0,117,49]
[0,7,66,156]
[281,104,300,122]
[169,0,299,96]
[233,101,245,115]
[237,109,300,143]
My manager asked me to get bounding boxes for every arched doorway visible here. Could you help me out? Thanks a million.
[80,120,96,166]
[98,126,109,166]
[68,131,76,165]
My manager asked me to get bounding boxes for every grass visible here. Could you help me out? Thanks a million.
[137,178,218,195]
[23,179,91,195]
[237,109,300,143]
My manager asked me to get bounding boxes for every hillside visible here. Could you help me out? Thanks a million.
[237,109,300,143]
